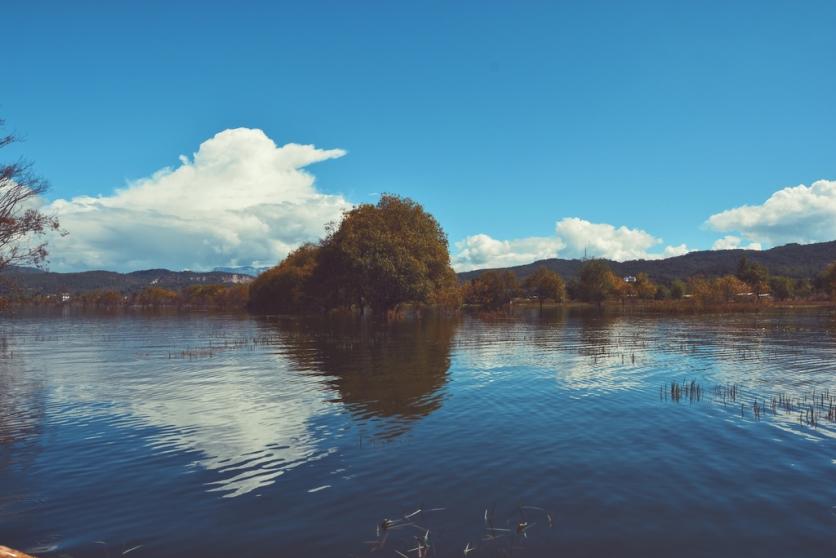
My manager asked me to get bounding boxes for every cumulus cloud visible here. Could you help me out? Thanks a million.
[712,235,743,250]
[554,218,667,261]
[45,128,351,271]
[452,234,565,272]
[662,243,691,257]
[711,235,762,251]
[706,179,836,247]
[452,218,690,271]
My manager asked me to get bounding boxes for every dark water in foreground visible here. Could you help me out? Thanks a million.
[0,309,834,557]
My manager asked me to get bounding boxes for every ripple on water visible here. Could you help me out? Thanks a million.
[0,310,833,557]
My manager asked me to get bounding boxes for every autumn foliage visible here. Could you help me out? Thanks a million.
[523,267,566,308]
[248,244,320,314]
[462,270,521,309]
[249,195,459,315]
[824,261,836,300]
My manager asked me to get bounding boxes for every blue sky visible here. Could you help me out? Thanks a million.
[3,1,836,271]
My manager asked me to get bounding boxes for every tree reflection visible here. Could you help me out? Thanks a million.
[263,316,458,438]
[576,312,621,359]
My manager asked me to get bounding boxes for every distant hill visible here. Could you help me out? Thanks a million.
[0,267,253,296]
[212,265,268,276]
[457,240,836,283]
[3,240,833,296]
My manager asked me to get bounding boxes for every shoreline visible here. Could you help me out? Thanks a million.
[1,299,832,319]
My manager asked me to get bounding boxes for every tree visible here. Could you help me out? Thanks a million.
[464,270,520,309]
[606,269,629,302]
[577,260,616,307]
[134,287,178,307]
[249,243,321,313]
[565,278,581,301]
[221,284,251,308]
[670,279,686,300]
[183,284,227,306]
[768,276,794,301]
[0,119,62,271]
[715,274,748,302]
[823,261,836,301]
[318,194,455,314]
[182,284,249,308]
[654,285,670,300]
[794,278,812,299]
[736,256,769,300]
[93,290,123,307]
[687,276,715,305]
[79,290,124,308]
[426,267,463,310]
[633,272,658,300]
[247,195,458,316]
[686,275,750,306]
[523,266,566,310]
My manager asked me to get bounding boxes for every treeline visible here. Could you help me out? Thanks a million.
[461,256,836,310]
[0,267,251,296]
[6,191,835,315]
[458,240,836,283]
[8,257,835,314]
[8,284,250,309]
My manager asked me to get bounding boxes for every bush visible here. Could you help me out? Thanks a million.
[248,244,320,314]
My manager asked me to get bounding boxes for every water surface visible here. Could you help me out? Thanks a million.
[1,309,834,557]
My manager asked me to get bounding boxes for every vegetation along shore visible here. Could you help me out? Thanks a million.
[1,196,834,316]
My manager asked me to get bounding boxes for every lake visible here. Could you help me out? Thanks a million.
[1,308,834,557]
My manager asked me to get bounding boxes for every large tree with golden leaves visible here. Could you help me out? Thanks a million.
[317,194,456,314]
[577,259,617,307]
[523,266,565,309]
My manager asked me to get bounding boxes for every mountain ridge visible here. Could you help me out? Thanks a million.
[457,240,836,282]
[212,265,268,276]
[2,240,834,295]
[0,267,253,296]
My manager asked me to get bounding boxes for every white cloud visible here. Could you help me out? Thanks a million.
[452,218,690,271]
[452,234,564,272]
[41,328,335,498]
[711,235,762,251]
[712,235,742,250]
[662,243,691,257]
[706,179,836,247]
[555,218,669,261]
[45,128,351,271]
